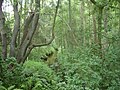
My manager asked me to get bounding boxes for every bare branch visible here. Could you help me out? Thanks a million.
[32,0,60,48]
[20,13,34,45]
[22,0,60,62]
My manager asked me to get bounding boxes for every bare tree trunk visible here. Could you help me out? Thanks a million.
[67,0,78,49]
[16,0,40,63]
[97,7,103,58]
[104,7,108,33]
[80,1,85,46]
[10,2,20,57]
[102,6,109,59]
[92,14,97,44]
[0,0,7,60]
[20,13,34,45]
[67,0,72,48]
[90,0,104,58]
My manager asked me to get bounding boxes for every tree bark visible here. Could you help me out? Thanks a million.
[22,0,60,63]
[90,0,104,58]
[0,0,60,64]
[10,2,20,57]
[20,13,34,46]
[16,0,40,63]
[97,7,103,58]
[80,1,85,46]
[0,0,7,60]
[92,14,98,44]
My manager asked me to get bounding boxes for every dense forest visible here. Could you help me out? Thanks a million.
[0,0,120,90]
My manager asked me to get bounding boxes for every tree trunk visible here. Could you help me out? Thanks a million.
[92,14,97,44]
[16,0,40,63]
[90,0,104,58]
[80,1,85,46]
[10,2,20,57]
[0,0,7,60]
[67,0,72,48]
[97,7,103,58]
[0,0,60,64]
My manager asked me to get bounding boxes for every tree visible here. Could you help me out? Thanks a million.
[0,0,7,60]
[90,0,107,58]
[0,0,60,63]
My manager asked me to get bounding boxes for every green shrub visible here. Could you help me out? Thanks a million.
[56,46,120,90]
[0,44,119,90]
[21,60,58,90]
[56,47,101,90]
[1,57,24,88]
[99,45,120,90]
[1,58,59,90]
[28,46,56,61]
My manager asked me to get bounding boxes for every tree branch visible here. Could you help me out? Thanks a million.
[90,0,96,5]
[22,0,60,62]
[33,0,60,47]
[20,13,34,46]
[90,0,107,8]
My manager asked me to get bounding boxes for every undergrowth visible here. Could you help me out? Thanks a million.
[0,45,120,90]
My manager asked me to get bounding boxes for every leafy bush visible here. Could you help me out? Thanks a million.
[1,58,59,90]
[100,45,120,90]
[1,57,24,88]
[56,46,120,90]
[55,47,101,90]
[0,44,120,90]
[28,46,56,61]
[21,60,58,90]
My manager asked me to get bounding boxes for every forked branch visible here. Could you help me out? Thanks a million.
[23,0,60,62]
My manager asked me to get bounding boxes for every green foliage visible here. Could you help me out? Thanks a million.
[21,60,58,90]
[1,57,24,88]
[28,46,56,61]
[23,60,56,79]
[56,48,101,90]
[0,59,59,90]
[0,45,120,89]
[1,0,120,89]
[56,46,120,90]
[100,44,120,90]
